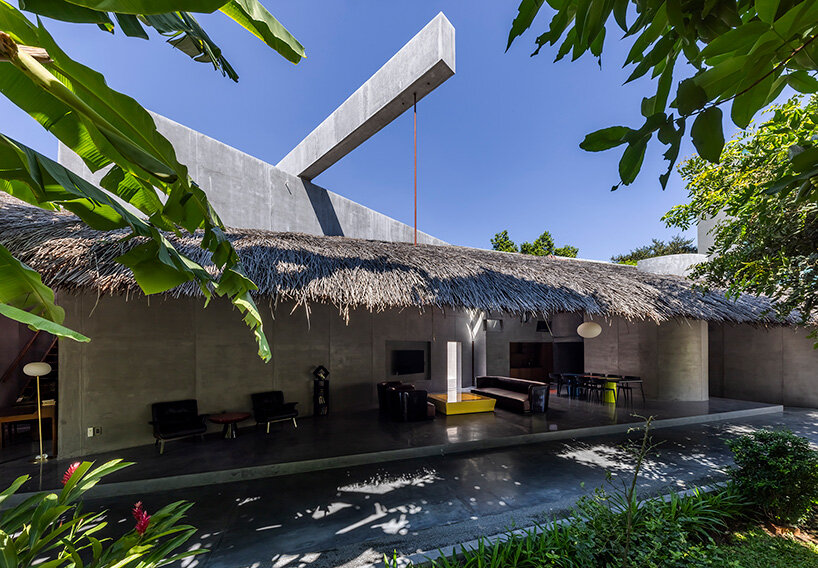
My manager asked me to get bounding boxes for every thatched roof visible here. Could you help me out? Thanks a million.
[0,195,795,324]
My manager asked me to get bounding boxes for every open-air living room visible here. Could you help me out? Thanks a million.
[0,195,803,498]
[4,4,818,568]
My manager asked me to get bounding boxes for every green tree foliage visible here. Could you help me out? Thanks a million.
[0,1,306,360]
[491,229,579,257]
[611,235,696,265]
[520,230,554,255]
[507,0,818,199]
[665,96,818,326]
[554,244,579,257]
[490,229,518,252]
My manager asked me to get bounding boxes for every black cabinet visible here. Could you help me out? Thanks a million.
[313,378,329,416]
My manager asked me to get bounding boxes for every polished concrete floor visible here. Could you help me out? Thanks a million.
[64,408,818,568]
[0,394,777,497]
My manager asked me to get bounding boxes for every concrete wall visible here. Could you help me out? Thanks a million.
[277,13,455,180]
[57,293,480,457]
[697,211,729,255]
[709,323,818,407]
[584,317,708,401]
[637,254,707,277]
[57,113,445,245]
[485,312,583,377]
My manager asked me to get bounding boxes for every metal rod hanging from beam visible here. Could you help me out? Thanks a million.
[414,92,417,246]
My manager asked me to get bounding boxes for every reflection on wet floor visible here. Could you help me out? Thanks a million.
[65,408,817,568]
[0,396,778,494]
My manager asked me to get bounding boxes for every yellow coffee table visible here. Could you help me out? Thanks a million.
[428,392,496,415]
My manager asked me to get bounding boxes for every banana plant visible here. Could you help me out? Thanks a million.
[0,0,305,360]
[0,459,206,568]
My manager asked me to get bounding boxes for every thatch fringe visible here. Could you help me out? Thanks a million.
[0,196,796,325]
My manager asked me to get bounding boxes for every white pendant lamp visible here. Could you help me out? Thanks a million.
[577,321,602,339]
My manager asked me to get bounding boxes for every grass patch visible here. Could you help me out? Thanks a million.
[703,528,818,567]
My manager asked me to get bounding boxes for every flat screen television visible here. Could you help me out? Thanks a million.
[391,349,425,375]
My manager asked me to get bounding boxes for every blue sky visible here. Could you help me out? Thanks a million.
[3,1,738,260]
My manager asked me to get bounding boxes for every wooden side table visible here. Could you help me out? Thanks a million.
[0,404,57,454]
[208,412,251,439]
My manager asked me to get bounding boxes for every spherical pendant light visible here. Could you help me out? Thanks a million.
[577,321,602,339]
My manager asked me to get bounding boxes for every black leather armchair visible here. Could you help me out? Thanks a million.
[150,399,207,454]
[391,389,435,422]
[251,391,298,433]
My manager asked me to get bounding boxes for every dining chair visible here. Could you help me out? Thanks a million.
[622,376,645,404]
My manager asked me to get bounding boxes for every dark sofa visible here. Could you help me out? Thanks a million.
[472,376,550,413]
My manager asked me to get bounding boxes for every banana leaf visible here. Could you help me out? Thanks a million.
[142,11,237,81]
[19,0,113,26]
[0,2,270,358]
[219,0,304,64]
[0,243,83,337]
[18,0,304,80]
[0,134,270,358]
[0,303,90,341]
[63,0,229,15]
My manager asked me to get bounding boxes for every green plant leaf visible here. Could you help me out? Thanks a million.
[0,303,90,342]
[755,0,780,24]
[580,126,633,151]
[141,11,238,81]
[675,78,709,115]
[0,243,64,323]
[691,106,724,162]
[219,0,304,63]
[63,0,229,15]
[731,73,774,128]
[20,0,113,25]
[619,137,649,184]
[699,21,770,61]
[0,475,30,506]
[0,531,18,568]
[787,71,818,94]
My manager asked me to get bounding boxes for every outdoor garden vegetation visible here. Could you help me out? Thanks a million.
[610,235,697,265]
[665,95,818,332]
[0,460,203,568]
[386,421,818,567]
[490,229,579,257]
[507,0,818,336]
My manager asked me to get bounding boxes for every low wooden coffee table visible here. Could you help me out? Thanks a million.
[208,412,251,439]
[428,393,496,415]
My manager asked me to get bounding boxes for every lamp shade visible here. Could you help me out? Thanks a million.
[577,322,602,339]
[23,362,51,377]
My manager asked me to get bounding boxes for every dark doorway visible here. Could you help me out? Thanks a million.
[553,342,584,374]
[509,342,552,381]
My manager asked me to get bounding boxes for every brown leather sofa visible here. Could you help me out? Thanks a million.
[472,376,550,413]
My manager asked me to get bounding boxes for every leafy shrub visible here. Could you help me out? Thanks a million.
[727,429,818,526]
[0,460,204,568]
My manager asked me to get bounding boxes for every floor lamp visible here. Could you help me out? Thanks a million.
[23,361,52,464]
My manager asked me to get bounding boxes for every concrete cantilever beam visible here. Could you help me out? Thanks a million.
[276,12,455,180]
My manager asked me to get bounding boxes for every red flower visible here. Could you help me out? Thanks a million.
[62,462,81,485]
[132,502,150,536]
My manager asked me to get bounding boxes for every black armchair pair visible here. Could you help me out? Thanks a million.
[251,391,299,433]
[150,391,299,454]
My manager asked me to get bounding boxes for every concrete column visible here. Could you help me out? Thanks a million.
[653,318,709,401]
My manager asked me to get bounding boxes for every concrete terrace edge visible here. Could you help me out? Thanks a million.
[3,404,782,505]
